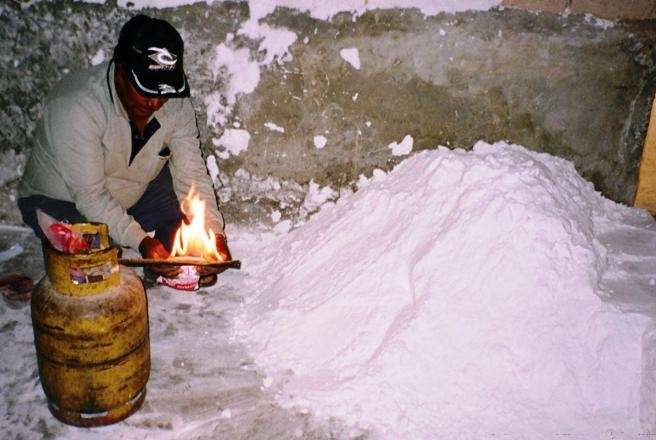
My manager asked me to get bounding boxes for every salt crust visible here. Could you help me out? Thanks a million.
[388,134,413,156]
[339,47,361,70]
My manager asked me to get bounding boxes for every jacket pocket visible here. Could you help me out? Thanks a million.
[146,153,171,181]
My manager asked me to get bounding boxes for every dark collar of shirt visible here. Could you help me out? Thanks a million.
[129,118,161,166]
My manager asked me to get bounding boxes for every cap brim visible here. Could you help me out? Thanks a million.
[129,67,190,98]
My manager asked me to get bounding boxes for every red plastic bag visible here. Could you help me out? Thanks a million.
[36,209,90,254]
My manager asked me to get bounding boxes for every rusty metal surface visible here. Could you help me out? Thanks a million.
[31,267,150,427]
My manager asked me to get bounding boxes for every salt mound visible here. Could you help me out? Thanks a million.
[238,141,654,438]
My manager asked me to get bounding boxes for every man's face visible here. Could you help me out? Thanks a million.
[115,63,168,121]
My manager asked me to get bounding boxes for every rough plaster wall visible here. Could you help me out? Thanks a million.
[502,0,656,20]
[1,1,655,227]
[237,9,655,205]
[502,0,570,15]
[572,0,656,20]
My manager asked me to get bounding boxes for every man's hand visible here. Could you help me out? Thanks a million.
[139,236,180,278]
[196,233,232,277]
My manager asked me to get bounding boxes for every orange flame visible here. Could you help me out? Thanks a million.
[170,185,223,261]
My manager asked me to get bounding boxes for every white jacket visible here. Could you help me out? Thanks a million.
[19,62,223,250]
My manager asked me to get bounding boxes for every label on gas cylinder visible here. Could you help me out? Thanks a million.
[69,260,117,285]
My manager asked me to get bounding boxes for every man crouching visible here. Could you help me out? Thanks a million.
[17,15,230,287]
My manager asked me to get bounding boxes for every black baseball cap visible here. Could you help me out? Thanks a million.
[114,15,190,98]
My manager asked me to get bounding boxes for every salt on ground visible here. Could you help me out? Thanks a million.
[237,141,656,438]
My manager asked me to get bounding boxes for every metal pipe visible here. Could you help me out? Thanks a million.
[118,258,241,270]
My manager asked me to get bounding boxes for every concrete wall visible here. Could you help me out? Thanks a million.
[1,1,655,226]
[502,0,656,20]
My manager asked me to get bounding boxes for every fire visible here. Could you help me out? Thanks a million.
[170,185,224,261]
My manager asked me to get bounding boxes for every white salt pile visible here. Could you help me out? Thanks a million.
[237,141,656,438]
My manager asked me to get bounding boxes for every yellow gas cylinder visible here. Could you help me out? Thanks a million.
[30,223,150,427]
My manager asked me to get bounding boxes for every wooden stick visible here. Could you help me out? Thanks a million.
[119,258,241,270]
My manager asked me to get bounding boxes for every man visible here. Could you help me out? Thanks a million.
[17,15,230,287]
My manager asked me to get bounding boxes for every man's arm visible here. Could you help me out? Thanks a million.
[46,97,148,250]
[168,98,225,235]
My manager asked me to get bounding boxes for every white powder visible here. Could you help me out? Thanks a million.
[237,141,655,438]
[339,47,361,70]
[313,135,327,149]
[300,179,337,215]
[205,154,220,187]
[205,44,260,129]
[274,219,293,234]
[388,134,413,155]
[238,21,297,65]
[212,128,251,158]
[209,44,260,95]
[234,168,251,180]
[270,210,282,223]
[90,49,106,66]
[264,122,286,133]
[584,13,616,29]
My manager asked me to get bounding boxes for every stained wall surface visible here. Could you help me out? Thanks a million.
[502,0,656,20]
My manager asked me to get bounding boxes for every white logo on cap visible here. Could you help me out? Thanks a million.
[148,47,177,69]
[158,83,177,94]
[131,69,187,95]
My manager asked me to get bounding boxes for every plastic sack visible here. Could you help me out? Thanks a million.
[157,265,199,291]
[36,209,90,254]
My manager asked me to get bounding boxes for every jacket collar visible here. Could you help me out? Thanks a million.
[105,61,129,120]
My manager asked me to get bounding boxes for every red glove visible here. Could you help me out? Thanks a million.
[139,236,180,278]
[215,233,232,262]
[197,234,232,277]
